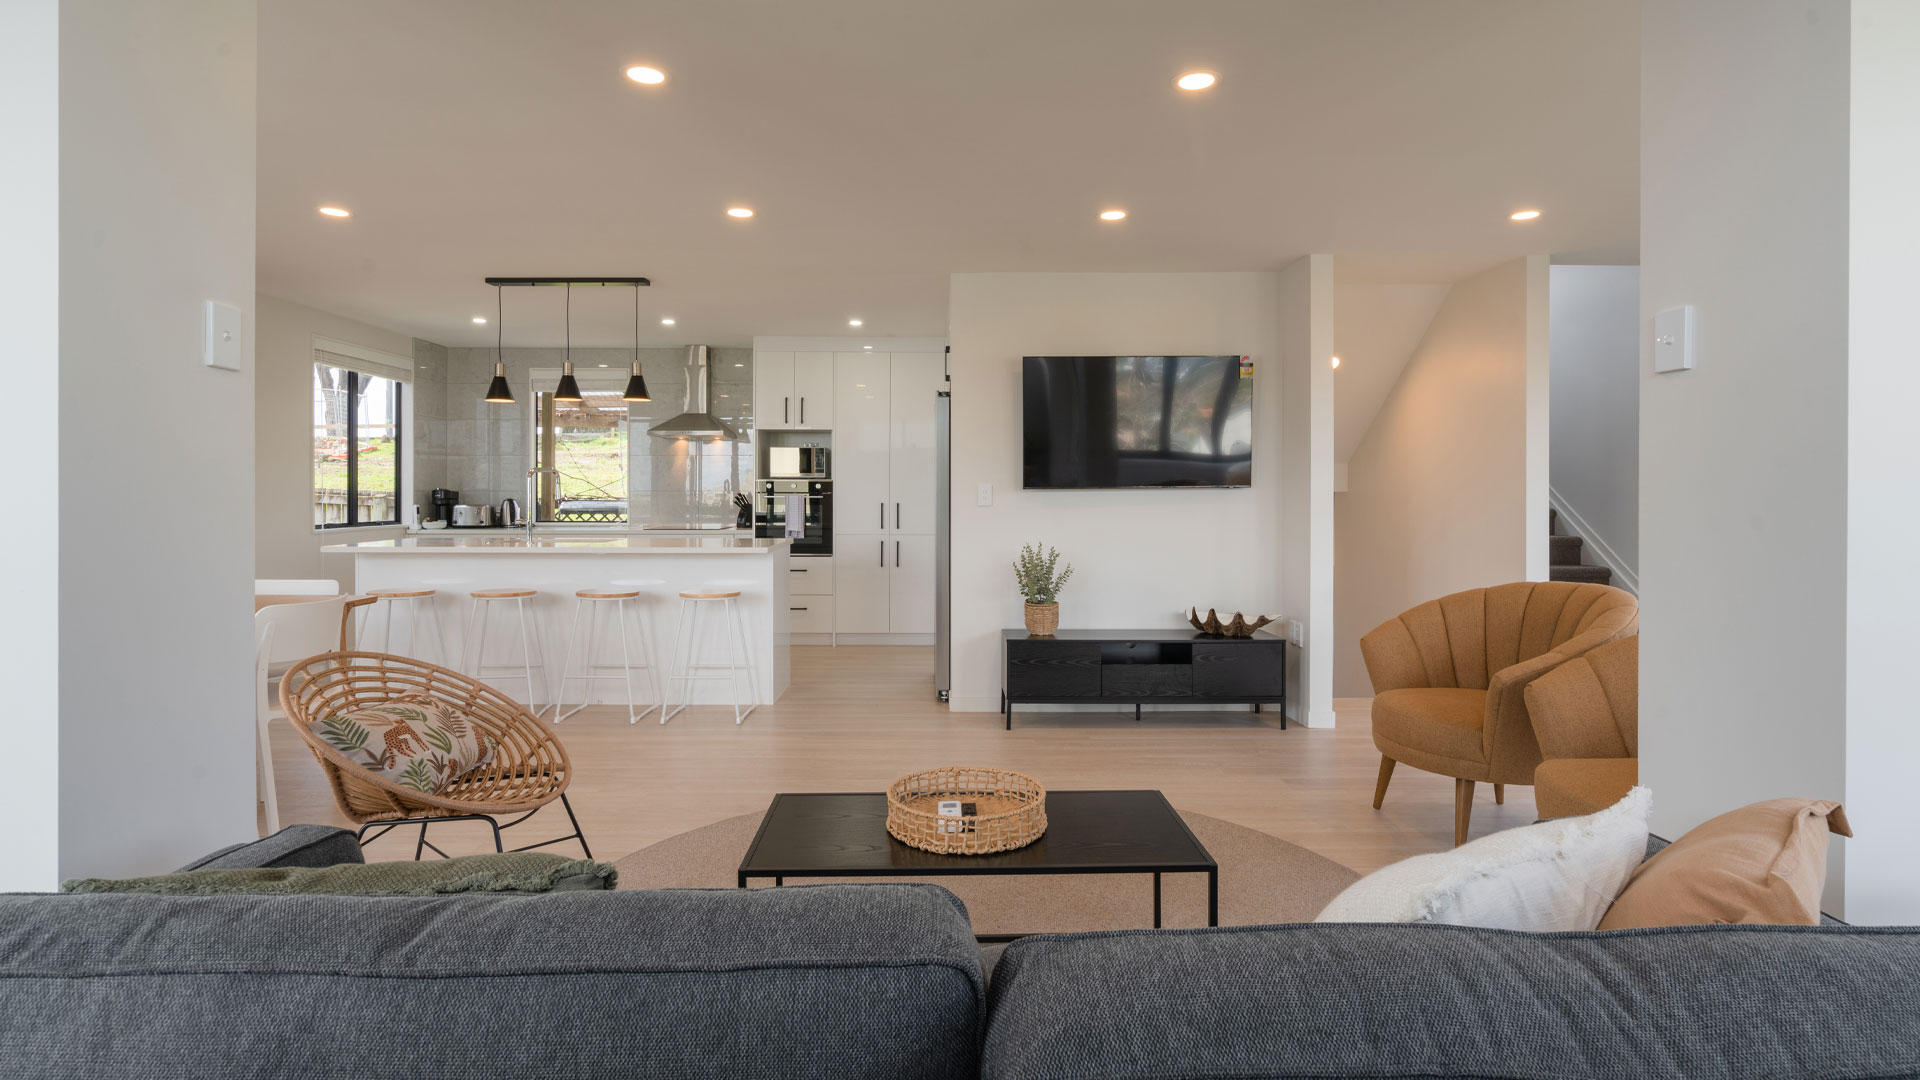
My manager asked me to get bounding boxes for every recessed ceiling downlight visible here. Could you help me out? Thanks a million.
[318,206,351,218]
[1176,71,1217,91]
[1510,209,1542,221]
[472,316,487,324]
[661,317,675,326]
[625,66,666,85]
[849,318,863,327]
[726,207,755,219]
[1099,209,1127,221]
[1331,356,1341,369]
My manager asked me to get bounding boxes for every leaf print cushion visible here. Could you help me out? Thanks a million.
[313,697,498,795]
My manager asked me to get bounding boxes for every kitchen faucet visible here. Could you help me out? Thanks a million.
[526,466,557,540]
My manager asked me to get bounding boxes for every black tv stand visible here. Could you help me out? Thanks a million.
[1000,628,1288,730]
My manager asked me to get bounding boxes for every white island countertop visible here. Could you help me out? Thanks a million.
[323,534,790,556]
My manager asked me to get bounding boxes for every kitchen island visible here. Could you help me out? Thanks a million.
[322,533,790,707]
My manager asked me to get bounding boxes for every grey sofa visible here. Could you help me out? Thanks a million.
[5,828,1918,1079]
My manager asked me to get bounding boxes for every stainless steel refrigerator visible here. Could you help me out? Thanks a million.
[934,383,951,702]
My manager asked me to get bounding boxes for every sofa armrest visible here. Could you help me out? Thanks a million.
[174,825,365,872]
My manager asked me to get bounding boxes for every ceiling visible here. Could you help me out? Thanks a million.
[258,0,1638,348]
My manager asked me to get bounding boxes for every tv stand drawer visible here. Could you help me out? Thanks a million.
[1006,641,1101,698]
[1102,665,1192,697]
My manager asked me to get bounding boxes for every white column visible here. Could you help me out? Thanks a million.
[1279,255,1337,727]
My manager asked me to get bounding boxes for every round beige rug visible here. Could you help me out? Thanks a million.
[611,810,1358,936]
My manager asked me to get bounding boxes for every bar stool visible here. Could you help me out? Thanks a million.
[461,588,550,715]
[360,588,450,666]
[664,588,760,725]
[552,586,664,724]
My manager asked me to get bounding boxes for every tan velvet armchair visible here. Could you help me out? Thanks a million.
[1360,581,1638,845]
[1523,635,1639,819]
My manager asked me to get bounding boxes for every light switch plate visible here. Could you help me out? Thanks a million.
[1287,618,1304,647]
[203,300,243,372]
[977,483,992,507]
[1653,305,1694,373]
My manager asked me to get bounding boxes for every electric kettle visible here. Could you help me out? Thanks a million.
[499,498,523,527]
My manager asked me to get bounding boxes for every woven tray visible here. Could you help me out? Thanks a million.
[885,766,1047,855]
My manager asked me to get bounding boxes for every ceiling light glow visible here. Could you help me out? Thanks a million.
[848,318,863,327]
[726,207,754,218]
[1100,209,1127,221]
[625,66,666,85]
[472,316,487,324]
[661,317,675,325]
[1331,356,1341,369]
[318,206,350,218]
[1176,71,1217,91]
[1510,209,1541,221]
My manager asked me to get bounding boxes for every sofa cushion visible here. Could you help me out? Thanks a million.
[1601,798,1852,929]
[175,823,364,872]
[1370,687,1486,763]
[1316,787,1649,931]
[1536,756,1639,819]
[982,922,1920,1080]
[64,853,615,895]
[0,883,984,1080]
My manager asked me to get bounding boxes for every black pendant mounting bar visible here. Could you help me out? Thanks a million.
[483,277,650,287]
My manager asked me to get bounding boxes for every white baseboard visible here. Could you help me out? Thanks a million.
[791,633,835,646]
[1548,487,1638,595]
[832,633,935,646]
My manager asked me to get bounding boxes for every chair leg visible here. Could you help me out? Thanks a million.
[1372,755,1396,810]
[559,792,591,859]
[1494,783,1505,806]
[1454,779,1476,847]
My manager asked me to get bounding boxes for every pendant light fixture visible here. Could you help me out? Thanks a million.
[484,284,515,403]
[623,282,651,402]
[554,283,583,402]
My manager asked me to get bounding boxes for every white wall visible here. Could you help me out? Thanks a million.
[256,294,416,589]
[1549,266,1640,588]
[1639,0,1852,913]
[53,0,259,881]
[1333,256,1548,697]
[946,273,1287,714]
[0,0,63,891]
[1842,0,1920,924]
[1278,256,1337,726]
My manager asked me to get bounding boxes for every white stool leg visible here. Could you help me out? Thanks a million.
[663,596,695,723]
[630,598,661,721]
[460,600,479,674]
[379,599,395,653]
[427,597,451,669]
[403,597,419,658]
[553,598,586,722]
[615,597,638,724]
[725,596,757,724]
[515,596,540,711]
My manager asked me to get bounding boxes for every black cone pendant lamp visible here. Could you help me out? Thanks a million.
[623,282,651,402]
[553,284,583,402]
[484,285,515,403]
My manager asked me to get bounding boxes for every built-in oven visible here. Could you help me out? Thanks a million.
[756,479,832,555]
[767,446,830,479]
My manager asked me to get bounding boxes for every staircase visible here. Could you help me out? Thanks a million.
[1548,508,1613,586]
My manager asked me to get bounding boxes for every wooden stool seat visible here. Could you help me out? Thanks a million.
[679,589,741,600]
[471,588,537,599]
[576,588,642,600]
[368,587,436,599]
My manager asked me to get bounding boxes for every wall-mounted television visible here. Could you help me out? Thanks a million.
[1023,355,1252,489]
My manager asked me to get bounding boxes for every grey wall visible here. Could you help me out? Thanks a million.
[436,347,754,524]
[410,337,449,516]
[1548,265,1639,585]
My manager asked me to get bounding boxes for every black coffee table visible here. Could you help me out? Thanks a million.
[736,789,1218,936]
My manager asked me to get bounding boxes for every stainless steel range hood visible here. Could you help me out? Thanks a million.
[647,345,734,440]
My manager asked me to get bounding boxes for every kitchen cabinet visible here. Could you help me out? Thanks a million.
[753,350,834,430]
[888,533,936,634]
[834,538,892,634]
[833,350,893,532]
[832,350,941,637]
[887,352,943,534]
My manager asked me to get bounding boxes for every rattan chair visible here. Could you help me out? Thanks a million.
[280,651,589,860]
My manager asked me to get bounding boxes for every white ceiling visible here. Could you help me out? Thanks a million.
[258,0,1638,348]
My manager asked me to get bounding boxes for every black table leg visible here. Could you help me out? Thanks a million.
[1253,702,1260,713]
[775,876,783,887]
[1207,869,1219,927]
[736,872,745,888]
[1153,872,1162,928]
[1135,703,1141,722]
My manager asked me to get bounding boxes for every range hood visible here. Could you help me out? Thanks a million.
[648,345,734,440]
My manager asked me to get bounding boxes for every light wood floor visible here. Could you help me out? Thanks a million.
[266,646,1538,873]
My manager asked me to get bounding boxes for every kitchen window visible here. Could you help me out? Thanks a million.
[314,364,404,527]
[533,386,629,523]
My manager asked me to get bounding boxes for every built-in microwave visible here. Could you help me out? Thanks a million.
[767,446,830,478]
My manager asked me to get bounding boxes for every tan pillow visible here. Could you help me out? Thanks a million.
[311,697,497,794]
[1598,798,1852,929]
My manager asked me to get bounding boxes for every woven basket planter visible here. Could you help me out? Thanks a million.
[1024,602,1059,636]
[886,766,1047,855]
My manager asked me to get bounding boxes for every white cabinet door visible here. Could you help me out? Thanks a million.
[834,537,891,633]
[888,533,936,634]
[887,352,943,534]
[793,352,835,429]
[753,351,795,430]
[834,351,892,533]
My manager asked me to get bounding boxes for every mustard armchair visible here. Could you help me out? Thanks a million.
[1360,581,1638,845]
[1523,635,1639,819]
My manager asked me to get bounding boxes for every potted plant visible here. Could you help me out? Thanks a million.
[1013,543,1074,636]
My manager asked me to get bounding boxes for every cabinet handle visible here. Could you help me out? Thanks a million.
[784,396,790,424]
[792,567,807,572]
[879,540,884,566]
[790,606,808,611]
[895,540,900,567]
[799,397,805,424]
[879,502,885,528]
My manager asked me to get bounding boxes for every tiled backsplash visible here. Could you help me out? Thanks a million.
[413,343,754,525]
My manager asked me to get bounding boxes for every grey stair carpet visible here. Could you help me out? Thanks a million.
[1548,509,1613,586]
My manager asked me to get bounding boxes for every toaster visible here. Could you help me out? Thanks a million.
[451,504,493,527]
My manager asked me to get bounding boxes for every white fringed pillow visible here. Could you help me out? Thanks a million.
[1315,787,1651,931]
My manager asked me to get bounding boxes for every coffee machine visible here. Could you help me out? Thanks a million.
[430,488,459,524]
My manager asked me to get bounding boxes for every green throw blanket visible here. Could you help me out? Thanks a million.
[62,852,616,895]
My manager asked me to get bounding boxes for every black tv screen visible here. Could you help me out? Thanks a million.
[1023,355,1253,489]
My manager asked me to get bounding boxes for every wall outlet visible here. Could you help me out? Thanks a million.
[977,483,993,507]
[1286,619,1304,647]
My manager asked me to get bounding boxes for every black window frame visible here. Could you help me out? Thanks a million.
[315,367,405,529]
